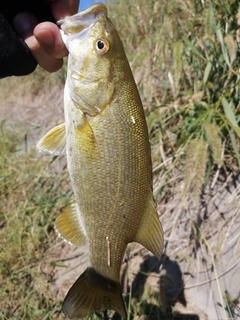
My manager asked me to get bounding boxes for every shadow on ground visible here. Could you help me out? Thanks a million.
[110,253,199,320]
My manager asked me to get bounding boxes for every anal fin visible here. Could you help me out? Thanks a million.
[55,199,86,247]
[36,123,66,155]
[133,192,164,259]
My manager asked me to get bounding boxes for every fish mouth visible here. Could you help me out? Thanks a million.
[57,2,108,34]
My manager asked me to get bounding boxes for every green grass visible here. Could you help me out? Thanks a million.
[109,0,240,202]
[0,123,71,319]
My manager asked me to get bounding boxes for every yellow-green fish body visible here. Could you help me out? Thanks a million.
[37,3,163,319]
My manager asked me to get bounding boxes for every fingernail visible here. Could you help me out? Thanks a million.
[13,12,38,38]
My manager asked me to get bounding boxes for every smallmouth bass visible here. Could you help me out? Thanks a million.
[37,2,163,319]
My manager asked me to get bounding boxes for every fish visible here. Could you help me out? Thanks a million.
[37,2,164,319]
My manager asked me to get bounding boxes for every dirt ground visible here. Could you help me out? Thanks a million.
[0,75,239,320]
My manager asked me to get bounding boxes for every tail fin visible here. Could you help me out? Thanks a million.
[62,267,127,319]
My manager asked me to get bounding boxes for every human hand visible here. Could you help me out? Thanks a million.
[13,0,79,73]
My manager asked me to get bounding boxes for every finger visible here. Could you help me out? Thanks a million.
[34,22,68,59]
[13,12,38,38]
[24,35,64,72]
[51,0,80,20]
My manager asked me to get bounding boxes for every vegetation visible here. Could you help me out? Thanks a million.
[109,0,240,201]
[0,0,240,319]
[0,124,71,319]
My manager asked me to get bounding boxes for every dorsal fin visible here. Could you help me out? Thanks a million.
[36,123,66,155]
[133,192,164,259]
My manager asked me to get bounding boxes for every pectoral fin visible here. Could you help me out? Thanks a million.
[133,193,164,259]
[55,199,86,247]
[36,123,66,155]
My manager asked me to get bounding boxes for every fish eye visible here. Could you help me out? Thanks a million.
[95,38,109,54]
[97,40,104,50]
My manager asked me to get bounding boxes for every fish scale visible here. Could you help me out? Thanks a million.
[37,3,163,319]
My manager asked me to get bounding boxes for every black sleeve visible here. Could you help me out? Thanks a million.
[0,0,55,78]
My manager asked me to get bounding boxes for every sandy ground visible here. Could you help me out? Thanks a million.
[1,75,239,320]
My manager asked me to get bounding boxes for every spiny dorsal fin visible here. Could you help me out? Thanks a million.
[133,192,164,259]
[62,267,127,319]
[55,199,86,247]
[36,123,66,155]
